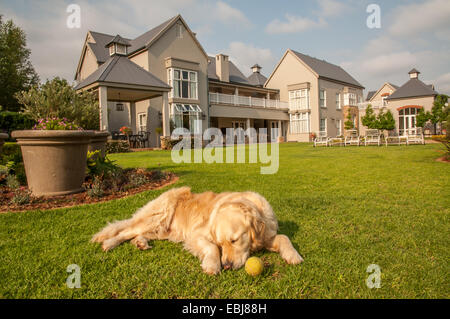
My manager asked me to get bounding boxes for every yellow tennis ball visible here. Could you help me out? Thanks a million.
[245,257,264,276]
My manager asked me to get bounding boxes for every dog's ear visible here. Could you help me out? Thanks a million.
[249,216,265,249]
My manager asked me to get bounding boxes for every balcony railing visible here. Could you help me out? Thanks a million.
[209,92,289,109]
[357,100,385,110]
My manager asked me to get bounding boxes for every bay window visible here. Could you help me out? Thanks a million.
[289,113,310,133]
[343,93,357,106]
[167,68,198,99]
[289,89,309,110]
[171,104,202,134]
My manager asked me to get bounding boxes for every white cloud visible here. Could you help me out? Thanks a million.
[266,15,326,34]
[388,0,450,37]
[361,51,418,76]
[224,42,276,77]
[316,0,348,17]
[213,1,251,27]
[433,72,450,94]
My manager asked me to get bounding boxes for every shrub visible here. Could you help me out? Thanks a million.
[106,140,130,154]
[0,111,35,137]
[10,187,32,205]
[6,174,20,189]
[127,171,149,188]
[86,150,121,177]
[15,77,99,130]
[33,117,82,130]
[87,176,104,198]
[0,143,26,185]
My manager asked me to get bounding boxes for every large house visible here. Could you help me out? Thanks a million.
[359,69,438,135]
[74,14,365,146]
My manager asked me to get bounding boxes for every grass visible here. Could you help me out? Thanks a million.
[0,143,449,298]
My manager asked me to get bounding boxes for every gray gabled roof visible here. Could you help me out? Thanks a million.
[366,91,376,101]
[386,78,438,100]
[128,16,178,55]
[247,72,267,87]
[105,35,131,47]
[388,82,399,90]
[290,50,364,89]
[208,56,250,85]
[88,31,132,63]
[74,55,171,90]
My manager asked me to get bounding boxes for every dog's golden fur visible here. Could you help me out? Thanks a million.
[92,187,303,274]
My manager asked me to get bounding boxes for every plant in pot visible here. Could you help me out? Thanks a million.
[12,118,95,196]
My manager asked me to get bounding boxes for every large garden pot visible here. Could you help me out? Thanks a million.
[11,130,95,196]
[0,133,8,154]
[88,131,110,159]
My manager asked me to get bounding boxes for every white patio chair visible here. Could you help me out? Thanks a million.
[314,131,330,147]
[406,128,425,145]
[344,130,360,146]
[364,129,381,146]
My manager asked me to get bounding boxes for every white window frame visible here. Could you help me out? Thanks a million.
[320,89,327,108]
[336,119,342,136]
[167,68,198,100]
[289,89,310,111]
[176,24,183,39]
[171,103,202,134]
[344,93,357,106]
[138,113,147,132]
[320,118,327,133]
[289,113,310,134]
[336,93,341,109]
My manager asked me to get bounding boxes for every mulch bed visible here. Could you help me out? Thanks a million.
[0,170,178,213]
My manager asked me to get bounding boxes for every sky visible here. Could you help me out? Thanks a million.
[1,0,450,96]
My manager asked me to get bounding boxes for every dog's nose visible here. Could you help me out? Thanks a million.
[223,262,232,270]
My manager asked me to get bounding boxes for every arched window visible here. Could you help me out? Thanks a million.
[398,107,420,135]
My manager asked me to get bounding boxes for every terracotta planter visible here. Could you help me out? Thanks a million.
[277,136,285,143]
[11,130,95,196]
[0,133,8,155]
[88,131,110,159]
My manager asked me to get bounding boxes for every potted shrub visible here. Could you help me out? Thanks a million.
[88,131,110,159]
[0,133,8,154]
[12,118,95,196]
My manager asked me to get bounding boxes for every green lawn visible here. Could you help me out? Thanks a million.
[0,143,449,298]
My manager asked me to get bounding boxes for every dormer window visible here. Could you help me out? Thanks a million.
[105,35,130,57]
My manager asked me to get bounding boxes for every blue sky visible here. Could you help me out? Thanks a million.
[1,0,450,95]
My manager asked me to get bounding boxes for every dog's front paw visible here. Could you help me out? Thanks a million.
[284,250,304,265]
[201,259,221,275]
[102,238,117,251]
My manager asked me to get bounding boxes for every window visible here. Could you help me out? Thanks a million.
[138,113,147,132]
[382,96,388,106]
[399,107,419,135]
[320,118,327,132]
[343,93,357,106]
[116,44,127,55]
[336,119,342,136]
[176,24,183,38]
[289,113,310,133]
[171,104,202,134]
[168,68,198,99]
[289,89,309,110]
[336,93,341,109]
[320,90,326,108]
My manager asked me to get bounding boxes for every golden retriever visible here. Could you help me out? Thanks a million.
[91,187,303,274]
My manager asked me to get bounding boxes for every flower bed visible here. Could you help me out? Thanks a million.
[0,168,177,212]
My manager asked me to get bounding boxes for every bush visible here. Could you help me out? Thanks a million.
[10,187,32,205]
[0,142,26,185]
[33,117,81,130]
[106,140,130,154]
[86,151,121,177]
[0,111,35,137]
[15,77,99,130]
[87,176,104,198]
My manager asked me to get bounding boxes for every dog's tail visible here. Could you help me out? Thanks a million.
[91,219,134,244]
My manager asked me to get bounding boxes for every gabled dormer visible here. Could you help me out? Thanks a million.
[105,35,131,56]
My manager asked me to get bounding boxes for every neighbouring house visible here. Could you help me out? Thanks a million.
[265,49,365,142]
[358,69,438,135]
[74,14,290,147]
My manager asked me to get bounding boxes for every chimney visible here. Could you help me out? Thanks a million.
[251,64,262,74]
[216,54,229,82]
[408,68,420,79]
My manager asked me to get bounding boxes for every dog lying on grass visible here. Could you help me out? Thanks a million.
[92,187,303,274]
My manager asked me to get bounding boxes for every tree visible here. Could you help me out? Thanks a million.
[15,77,100,130]
[0,16,39,112]
[377,110,396,131]
[430,94,449,134]
[361,104,377,129]
[416,108,431,129]
[344,111,354,130]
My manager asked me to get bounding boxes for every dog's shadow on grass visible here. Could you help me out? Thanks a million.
[278,220,301,251]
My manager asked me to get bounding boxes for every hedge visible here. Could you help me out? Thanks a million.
[0,112,35,138]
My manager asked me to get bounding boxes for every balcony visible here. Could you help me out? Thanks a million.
[357,100,385,110]
[209,92,289,109]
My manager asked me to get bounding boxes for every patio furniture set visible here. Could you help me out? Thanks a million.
[111,131,151,148]
[314,128,425,147]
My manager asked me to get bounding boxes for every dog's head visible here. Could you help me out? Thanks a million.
[209,198,266,270]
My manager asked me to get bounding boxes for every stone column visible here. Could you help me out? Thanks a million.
[98,86,109,131]
[162,92,170,137]
[129,101,136,133]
